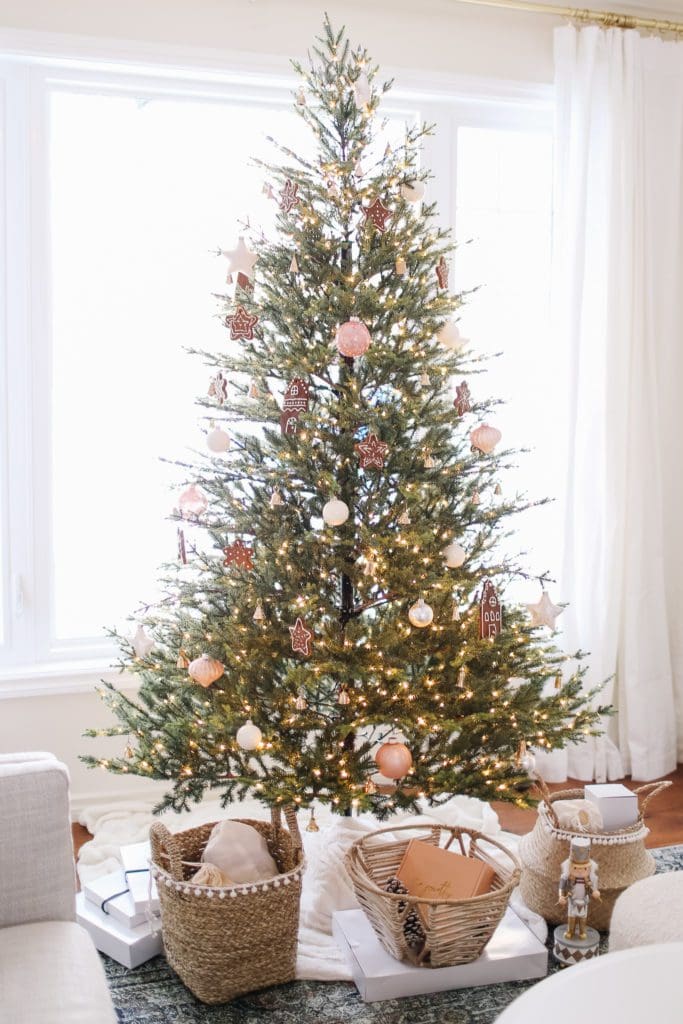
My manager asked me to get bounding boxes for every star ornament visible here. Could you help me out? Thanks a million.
[225,305,259,341]
[132,625,154,660]
[223,539,254,571]
[289,616,313,657]
[525,590,563,630]
[279,179,300,213]
[355,433,389,469]
[363,197,391,233]
[222,237,258,281]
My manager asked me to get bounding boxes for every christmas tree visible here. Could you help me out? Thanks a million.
[84,18,607,819]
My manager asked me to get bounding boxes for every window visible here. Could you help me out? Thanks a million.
[0,54,553,687]
[453,123,558,600]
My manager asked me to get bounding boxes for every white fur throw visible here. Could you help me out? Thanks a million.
[610,873,683,951]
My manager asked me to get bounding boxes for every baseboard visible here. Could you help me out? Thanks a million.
[69,781,169,819]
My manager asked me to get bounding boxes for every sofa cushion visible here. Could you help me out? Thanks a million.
[0,921,116,1024]
[0,756,75,927]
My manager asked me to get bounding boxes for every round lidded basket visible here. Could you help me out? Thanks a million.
[346,823,521,969]
[149,806,304,1005]
[518,780,671,931]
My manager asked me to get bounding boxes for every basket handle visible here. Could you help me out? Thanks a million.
[534,777,560,827]
[149,821,185,881]
[634,780,672,816]
[270,805,302,852]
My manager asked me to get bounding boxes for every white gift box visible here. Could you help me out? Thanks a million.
[119,840,160,914]
[332,906,547,1002]
[84,869,158,929]
[76,892,163,968]
[585,783,639,831]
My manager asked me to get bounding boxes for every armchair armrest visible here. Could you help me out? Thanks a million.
[0,754,76,927]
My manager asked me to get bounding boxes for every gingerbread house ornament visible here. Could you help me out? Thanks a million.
[479,579,502,639]
[280,410,300,436]
[280,377,309,435]
[283,378,310,414]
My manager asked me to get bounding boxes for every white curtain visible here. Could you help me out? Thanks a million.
[543,25,683,783]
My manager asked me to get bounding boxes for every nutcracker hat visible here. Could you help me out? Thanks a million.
[569,836,591,863]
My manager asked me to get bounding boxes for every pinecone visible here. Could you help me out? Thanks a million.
[384,876,426,950]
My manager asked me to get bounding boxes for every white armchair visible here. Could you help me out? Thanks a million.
[0,752,116,1024]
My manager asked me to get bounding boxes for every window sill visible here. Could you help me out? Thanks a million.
[0,659,136,699]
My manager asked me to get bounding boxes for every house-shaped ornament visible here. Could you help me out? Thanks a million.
[283,377,310,413]
[479,579,502,639]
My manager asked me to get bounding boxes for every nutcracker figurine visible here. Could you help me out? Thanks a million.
[553,836,601,965]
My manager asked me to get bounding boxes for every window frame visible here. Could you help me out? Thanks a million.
[0,41,552,696]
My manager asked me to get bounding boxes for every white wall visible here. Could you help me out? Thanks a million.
[0,0,556,82]
[0,686,168,816]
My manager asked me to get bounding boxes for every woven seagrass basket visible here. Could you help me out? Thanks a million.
[149,806,304,1004]
[346,823,521,968]
[518,780,671,931]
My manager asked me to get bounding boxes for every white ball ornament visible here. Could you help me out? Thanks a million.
[401,181,425,203]
[206,426,231,453]
[408,597,434,628]
[322,498,350,526]
[443,541,467,569]
[438,320,466,352]
[236,719,262,751]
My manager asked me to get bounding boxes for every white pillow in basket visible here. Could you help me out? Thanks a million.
[552,799,603,832]
[201,820,278,883]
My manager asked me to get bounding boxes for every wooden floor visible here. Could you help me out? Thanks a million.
[71,766,683,862]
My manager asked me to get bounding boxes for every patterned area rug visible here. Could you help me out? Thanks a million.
[104,845,683,1023]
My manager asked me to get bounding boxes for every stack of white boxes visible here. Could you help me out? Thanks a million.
[76,841,164,968]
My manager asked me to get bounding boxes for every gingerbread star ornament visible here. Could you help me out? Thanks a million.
[363,197,391,232]
[225,305,259,341]
[223,539,254,571]
[355,433,389,469]
[289,617,313,656]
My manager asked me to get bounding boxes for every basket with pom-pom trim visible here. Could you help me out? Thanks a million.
[518,779,671,930]
[150,807,303,1004]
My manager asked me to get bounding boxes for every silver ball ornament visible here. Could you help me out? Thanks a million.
[408,597,434,628]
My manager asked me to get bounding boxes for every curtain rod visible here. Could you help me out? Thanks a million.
[453,0,683,35]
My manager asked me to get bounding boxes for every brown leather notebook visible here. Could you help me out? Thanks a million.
[396,839,496,910]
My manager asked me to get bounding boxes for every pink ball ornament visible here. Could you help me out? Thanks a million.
[206,426,231,453]
[178,484,208,517]
[470,423,502,455]
[335,317,371,358]
[375,740,413,780]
